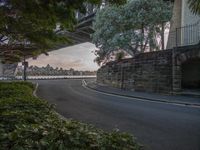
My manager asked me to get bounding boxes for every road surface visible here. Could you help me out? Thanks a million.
[35,79,200,150]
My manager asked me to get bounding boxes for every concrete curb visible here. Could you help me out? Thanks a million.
[33,83,39,97]
[84,80,200,108]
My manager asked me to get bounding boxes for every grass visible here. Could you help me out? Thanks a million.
[0,81,142,150]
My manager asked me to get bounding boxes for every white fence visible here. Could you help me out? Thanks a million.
[0,75,96,80]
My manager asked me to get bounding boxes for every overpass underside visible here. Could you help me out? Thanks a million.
[0,13,94,77]
[58,13,94,47]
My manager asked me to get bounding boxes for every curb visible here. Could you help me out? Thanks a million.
[83,80,200,108]
[33,83,39,97]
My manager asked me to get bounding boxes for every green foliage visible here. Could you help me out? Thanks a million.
[115,51,125,61]
[92,0,172,65]
[0,82,142,150]
[188,0,200,15]
[108,0,127,5]
[0,0,128,63]
[0,0,100,63]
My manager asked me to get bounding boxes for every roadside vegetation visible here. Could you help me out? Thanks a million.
[0,82,142,150]
[0,0,126,63]
[92,0,173,65]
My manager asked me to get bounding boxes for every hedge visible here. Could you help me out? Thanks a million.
[0,81,142,150]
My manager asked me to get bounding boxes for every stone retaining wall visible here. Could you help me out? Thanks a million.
[97,44,200,93]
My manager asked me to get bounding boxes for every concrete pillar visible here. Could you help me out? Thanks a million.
[167,0,182,49]
[170,0,182,31]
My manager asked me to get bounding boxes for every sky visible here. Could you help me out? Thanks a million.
[27,42,99,71]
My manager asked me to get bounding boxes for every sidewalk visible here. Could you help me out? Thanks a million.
[85,80,200,107]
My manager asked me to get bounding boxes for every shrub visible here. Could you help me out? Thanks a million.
[0,82,142,150]
[115,52,125,61]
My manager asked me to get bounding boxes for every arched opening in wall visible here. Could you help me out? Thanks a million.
[181,58,200,91]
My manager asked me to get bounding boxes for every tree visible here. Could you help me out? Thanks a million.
[92,0,172,65]
[106,0,127,5]
[1,0,112,64]
[188,0,200,15]
[0,0,98,61]
[115,51,125,61]
[0,0,127,64]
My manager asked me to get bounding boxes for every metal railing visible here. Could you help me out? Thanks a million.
[0,75,97,80]
[167,20,200,49]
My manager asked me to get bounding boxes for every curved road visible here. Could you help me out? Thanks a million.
[35,79,200,150]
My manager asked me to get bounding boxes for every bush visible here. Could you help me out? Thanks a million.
[0,82,142,150]
[115,52,125,61]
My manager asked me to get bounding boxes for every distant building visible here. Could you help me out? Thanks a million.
[16,65,96,76]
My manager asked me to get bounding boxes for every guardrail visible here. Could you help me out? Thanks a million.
[0,76,16,80]
[0,76,97,80]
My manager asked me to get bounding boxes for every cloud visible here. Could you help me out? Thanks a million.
[28,42,99,71]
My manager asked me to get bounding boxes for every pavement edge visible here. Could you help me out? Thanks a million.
[83,80,200,108]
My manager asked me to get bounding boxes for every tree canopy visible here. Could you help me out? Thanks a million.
[0,0,124,63]
[0,0,97,63]
[92,0,172,65]
[188,0,200,15]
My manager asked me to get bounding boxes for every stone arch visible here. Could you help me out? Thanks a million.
[181,58,200,89]
[174,48,200,92]
[176,50,200,65]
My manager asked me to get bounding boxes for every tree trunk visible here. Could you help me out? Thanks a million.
[161,22,165,50]
[141,24,144,52]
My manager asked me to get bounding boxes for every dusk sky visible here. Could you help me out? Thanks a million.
[27,42,99,71]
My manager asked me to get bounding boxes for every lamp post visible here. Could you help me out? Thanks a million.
[22,55,28,81]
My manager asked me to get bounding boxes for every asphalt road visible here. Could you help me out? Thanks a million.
[35,79,200,150]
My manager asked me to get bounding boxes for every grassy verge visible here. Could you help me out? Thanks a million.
[0,81,142,150]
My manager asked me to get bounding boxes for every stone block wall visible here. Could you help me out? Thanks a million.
[97,50,173,93]
[134,50,173,93]
[97,43,200,94]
